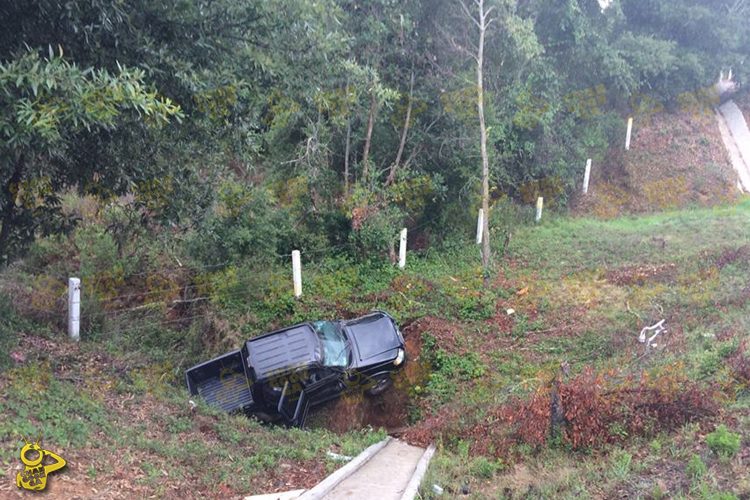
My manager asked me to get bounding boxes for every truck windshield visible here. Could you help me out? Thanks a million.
[312,321,349,368]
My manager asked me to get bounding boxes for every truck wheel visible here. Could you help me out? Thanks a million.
[365,375,392,397]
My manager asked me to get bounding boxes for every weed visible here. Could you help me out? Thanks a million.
[470,456,504,478]
[512,313,529,338]
[706,425,741,460]
[423,344,486,403]
[0,364,109,449]
[649,439,662,453]
[610,450,632,481]
[686,453,707,481]
[696,482,739,500]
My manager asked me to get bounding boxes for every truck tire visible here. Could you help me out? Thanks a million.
[365,375,392,397]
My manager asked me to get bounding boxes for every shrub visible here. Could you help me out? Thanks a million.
[686,453,707,480]
[730,343,750,386]
[348,204,404,262]
[187,182,290,266]
[470,456,503,479]
[463,366,719,456]
[706,425,741,459]
[0,293,26,371]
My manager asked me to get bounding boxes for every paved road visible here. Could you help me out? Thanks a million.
[321,439,426,500]
[717,100,750,192]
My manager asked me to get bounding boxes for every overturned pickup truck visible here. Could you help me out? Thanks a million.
[186,311,406,427]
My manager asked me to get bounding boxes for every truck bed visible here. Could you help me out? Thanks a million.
[185,350,255,413]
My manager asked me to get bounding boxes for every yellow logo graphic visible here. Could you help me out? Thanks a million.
[15,437,67,492]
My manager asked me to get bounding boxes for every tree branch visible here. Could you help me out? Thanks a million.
[458,0,481,29]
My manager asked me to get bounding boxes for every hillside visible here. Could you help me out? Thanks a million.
[2,200,750,498]
[2,2,750,498]
[573,110,738,218]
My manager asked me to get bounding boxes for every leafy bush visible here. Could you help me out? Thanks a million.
[455,291,496,321]
[706,425,741,459]
[188,181,291,266]
[348,204,404,262]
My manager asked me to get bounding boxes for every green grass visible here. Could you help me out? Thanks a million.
[510,201,750,276]
[0,363,110,462]
[416,201,750,498]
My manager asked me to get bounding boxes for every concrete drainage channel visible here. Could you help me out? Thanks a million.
[245,437,436,500]
[716,99,750,192]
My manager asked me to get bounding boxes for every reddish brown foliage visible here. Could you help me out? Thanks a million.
[730,342,750,386]
[713,245,750,270]
[605,263,677,286]
[403,316,464,355]
[555,368,717,449]
[407,366,720,458]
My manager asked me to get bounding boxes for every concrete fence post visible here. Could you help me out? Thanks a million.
[476,209,484,245]
[292,250,302,298]
[583,159,592,194]
[68,277,80,342]
[625,117,633,150]
[398,228,407,269]
[535,197,544,223]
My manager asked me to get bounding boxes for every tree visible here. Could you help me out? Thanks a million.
[459,0,495,275]
[0,50,181,261]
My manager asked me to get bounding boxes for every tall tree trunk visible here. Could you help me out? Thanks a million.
[387,69,415,186]
[361,92,378,183]
[344,116,351,195]
[474,0,493,277]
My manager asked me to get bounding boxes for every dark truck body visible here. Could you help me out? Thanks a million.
[186,311,405,426]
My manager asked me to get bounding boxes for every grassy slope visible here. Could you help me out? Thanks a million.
[419,202,750,499]
[573,110,736,218]
[1,201,750,498]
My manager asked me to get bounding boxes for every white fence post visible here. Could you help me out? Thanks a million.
[625,117,633,150]
[535,197,544,222]
[292,250,302,298]
[476,209,484,245]
[583,159,592,194]
[68,277,80,342]
[398,228,407,269]
[535,196,544,222]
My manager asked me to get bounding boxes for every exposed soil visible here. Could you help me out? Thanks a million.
[572,110,737,218]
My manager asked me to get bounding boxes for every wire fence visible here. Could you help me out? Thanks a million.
[0,212,455,341]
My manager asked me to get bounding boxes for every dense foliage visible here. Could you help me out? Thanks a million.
[0,0,748,263]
